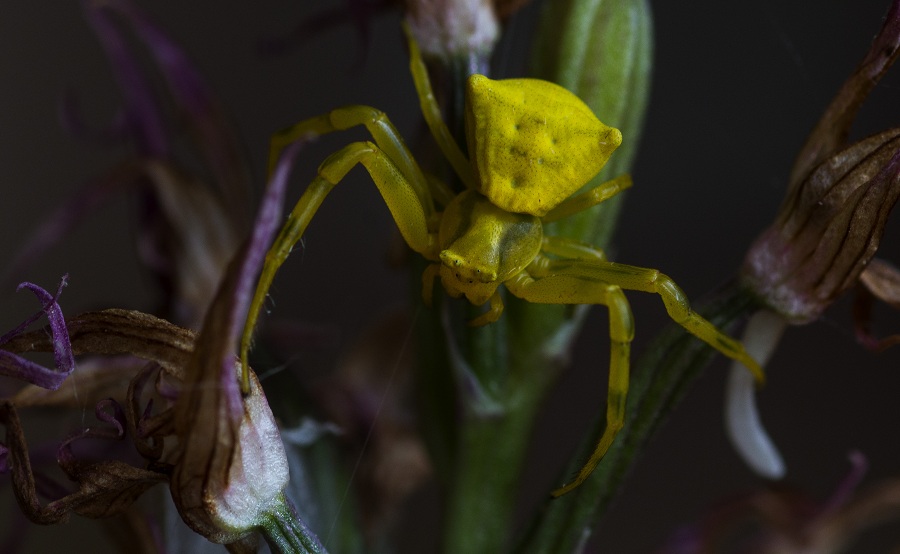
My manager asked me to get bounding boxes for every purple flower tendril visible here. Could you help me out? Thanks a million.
[205,136,307,414]
[0,275,68,345]
[83,0,169,158]
[57,398,129,469]
[95,398,128,438]
[820,451,869,517]
[0,276,74,390]
[127,362,170,461]
[97,0,252,211]
[4,165,145,290]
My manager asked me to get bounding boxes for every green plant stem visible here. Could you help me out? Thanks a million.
[260,494,328,554]
[514,282,761,553]
[442,301,569,554]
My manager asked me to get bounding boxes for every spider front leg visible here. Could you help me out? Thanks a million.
[239,136,440,393]
[268,105,437,216]
[543,259,765,383]
[504,269,634,497]
[505,255,765,496]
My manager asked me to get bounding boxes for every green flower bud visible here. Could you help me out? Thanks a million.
[530,0,653,247]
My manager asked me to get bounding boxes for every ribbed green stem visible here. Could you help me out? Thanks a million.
[441,299,567,553]
[260,494,328,554]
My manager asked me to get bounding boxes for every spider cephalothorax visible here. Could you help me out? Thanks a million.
[240,23,763,497]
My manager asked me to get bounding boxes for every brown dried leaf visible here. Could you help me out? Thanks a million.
[789,1,900,188]
[63,460,169,519]
[0,401,167,525]
[1,309,194,379]
[142,161,242,329]
[10,356,145,408]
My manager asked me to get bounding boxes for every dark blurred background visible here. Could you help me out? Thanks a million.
[3,1,900,552]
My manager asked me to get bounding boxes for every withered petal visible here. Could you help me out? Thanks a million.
[744,130,900,322]
[10,356,145,409]
[2,309,195,380]
[169,135,308,543]
[63,460,168,521]
[140,161,242,328]
[127,362,171,461]
[98,0,252,220]
[858,257,900,308]
[85,1,169,157]
[789,0,900,188]
[854,258,900,350]
[0,401,167,525]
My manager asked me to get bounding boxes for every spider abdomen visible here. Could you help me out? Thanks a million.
[464,74,622,217]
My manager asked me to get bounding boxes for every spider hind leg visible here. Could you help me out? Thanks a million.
[504,269,634,496]
[505,254,764,495]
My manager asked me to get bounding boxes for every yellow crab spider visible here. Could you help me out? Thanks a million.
[240,23,764,497]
